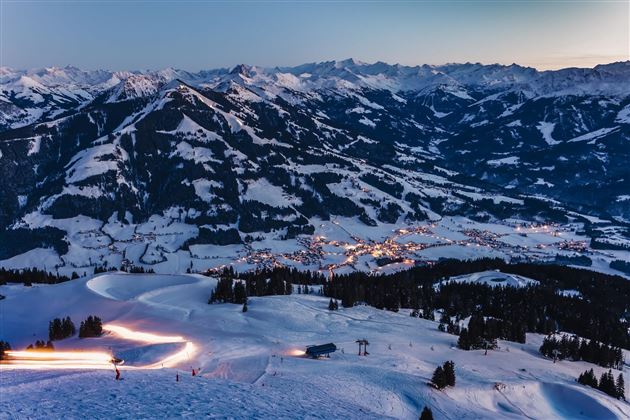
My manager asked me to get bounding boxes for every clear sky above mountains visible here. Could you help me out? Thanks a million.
[1,0,627,71]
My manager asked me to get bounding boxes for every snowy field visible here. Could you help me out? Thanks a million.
[1,273,629,419]
[437,270,538,288]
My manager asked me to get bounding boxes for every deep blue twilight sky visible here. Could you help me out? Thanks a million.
[1,0,628,71]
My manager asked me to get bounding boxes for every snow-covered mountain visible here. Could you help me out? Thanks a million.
[1,60,629,273]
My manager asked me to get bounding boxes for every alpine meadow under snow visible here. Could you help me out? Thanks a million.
[1,59,630,419]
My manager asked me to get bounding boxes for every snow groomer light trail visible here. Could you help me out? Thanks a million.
[0,324,196,370]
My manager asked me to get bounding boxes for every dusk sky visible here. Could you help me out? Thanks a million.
[1,0,628,71]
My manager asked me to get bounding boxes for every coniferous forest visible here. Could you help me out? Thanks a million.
[577,368,626,400]
[48,317,76,341]
[540,334,623,369]
[203,259,630,355]
[208,267,295,304]
[320,259,630,350]
[78,316,103,338]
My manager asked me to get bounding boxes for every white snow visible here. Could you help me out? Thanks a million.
[537,121,560,146]
[0,247,62,270]
[534,178,554,187]
[16,195,27,208]
[1,274,628,418]
[615,104,630,123]
[487,156,519,167]
[171,142,218,164]
[439,270,539,288]
[358,116,376,127]
[27,136,42,156]
[243,178,301,207]
[559,289,582,298]
[568,126,619,143]
[65,143,125,184]
[191,178,220,202]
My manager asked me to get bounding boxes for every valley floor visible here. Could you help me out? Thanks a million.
[1,273,629,419]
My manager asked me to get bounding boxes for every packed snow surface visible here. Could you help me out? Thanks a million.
[439,270,539,288]
[1,273,628,419]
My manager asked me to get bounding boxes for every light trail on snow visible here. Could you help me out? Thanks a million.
[102,324,185,344]
[0,350,117,370]
[0,324,196,370]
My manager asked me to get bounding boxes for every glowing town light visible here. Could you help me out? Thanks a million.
[286,349,306,357]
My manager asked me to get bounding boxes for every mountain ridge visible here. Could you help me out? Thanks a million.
[0,59,629,275]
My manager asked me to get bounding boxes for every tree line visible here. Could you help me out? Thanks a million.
[0,267,72,285]
[208,268,294,304]
[322,258,630,350]
[577,369,625,400]
[0,264,157,287]
[539,335,624,369]
[49,317,76,341]
[455,313,526,351]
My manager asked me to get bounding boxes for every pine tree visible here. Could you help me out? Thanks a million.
[234,281,247,304]
[242,301,248,313]
[79,315,103,338]
[577,368,598,388]
[328,298,336,311]
[443,360,456,387]
[577,371,586,385]
[431,366,446,389]
[419,406,434,420]
[457,328,470,350]
[599,370,617,397]
[62,316,76,338]
[0,341,11,360]
[616,373,625,400]
[49,318,60,340]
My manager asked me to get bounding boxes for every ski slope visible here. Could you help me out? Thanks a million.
[438,270,539,288]
[1,273,629,419]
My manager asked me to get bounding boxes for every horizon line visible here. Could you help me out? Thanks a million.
[2,57,629,74]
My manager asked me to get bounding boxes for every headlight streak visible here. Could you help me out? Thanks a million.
[0,323,196,371]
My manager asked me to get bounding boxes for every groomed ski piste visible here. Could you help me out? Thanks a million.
[1,272,629,419]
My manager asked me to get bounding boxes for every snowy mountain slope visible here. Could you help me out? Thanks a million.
[1,60,629,274]
[1,273,629,419]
